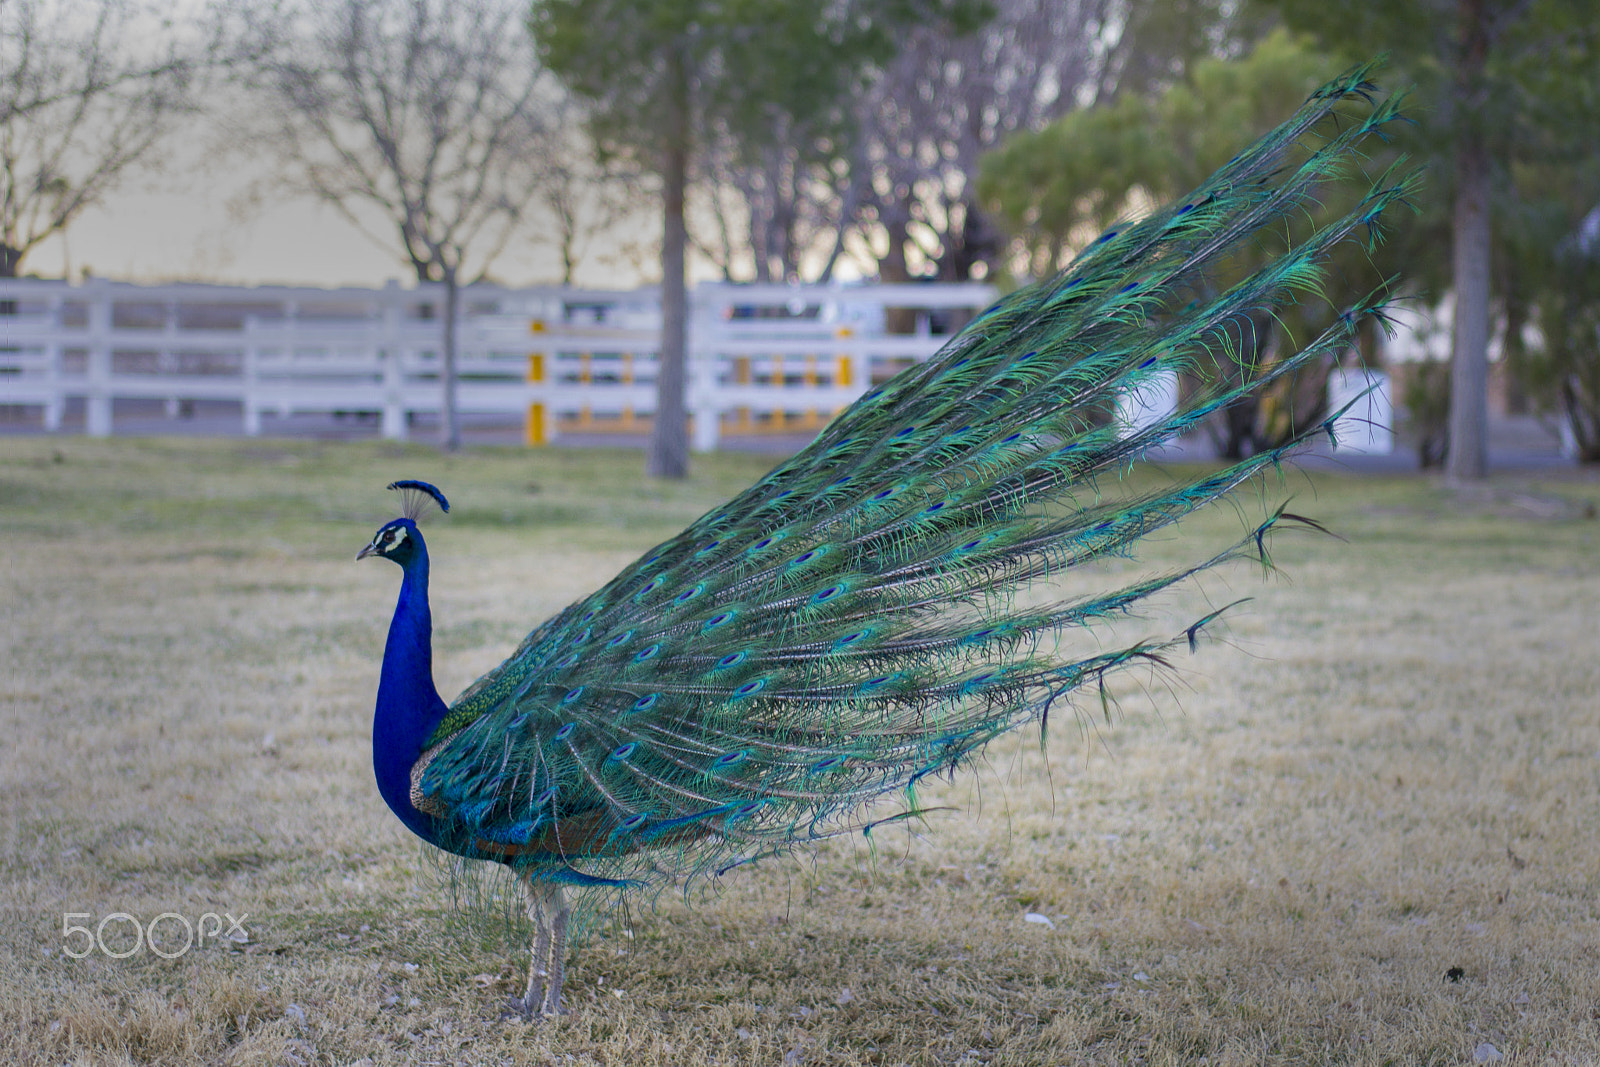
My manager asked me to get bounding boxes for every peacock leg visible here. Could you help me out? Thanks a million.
[508,874,569,1020]
[537,883,570,1017]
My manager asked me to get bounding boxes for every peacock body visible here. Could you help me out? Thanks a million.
[358,66,1415,1018]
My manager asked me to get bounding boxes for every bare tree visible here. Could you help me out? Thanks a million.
[0,0,215,277]
[534,98,651,286]
[690,0,1115,291]
[244,0,556,450]
[844,0,1115,287]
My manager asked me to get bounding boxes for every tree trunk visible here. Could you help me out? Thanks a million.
[0,243,18,316]
[1446,0,1491,481]
[440,264,461,452]
[647,49,691,480]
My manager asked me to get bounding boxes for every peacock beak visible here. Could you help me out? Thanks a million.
[356,542,379,561]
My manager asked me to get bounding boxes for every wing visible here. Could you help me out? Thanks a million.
[417,65,1414,888]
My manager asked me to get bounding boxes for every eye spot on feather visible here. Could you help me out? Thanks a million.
[675,583,705,604]
[555,653,579,669]
[811,755,847,773]
[630,693,658,712]
[572,628,591,646]
[712,750,748,769]
[554,723,576,741]
[619,812,649,831]
[535,787,558,804]
[508,713,528,729]
[716,651,747,669]
[729,800,764,819]
[1097,229,1118,244]
[696,540,721,556]
[811,583,846,604]
[834,629,871,648]
[893,425,915,437]
[732,678,765,698]
[1120,282,1139,293]
[607,630,634,648]
[609,743,637,762]
[922,501,946,515]
[581,607,600,623]
[635,644,660,662]
[561,686,584,704]
[705,611,735,630]
[1002,433,1022,443]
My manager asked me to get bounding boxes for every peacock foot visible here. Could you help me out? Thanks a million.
[501,978,566,1022]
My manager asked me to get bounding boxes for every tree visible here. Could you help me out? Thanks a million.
[0,0,217,277]
[980,30,1392,456]
[535,0,985,479]
[1498,171,1600,462]
[1259,0,1600,479]
[244,0,557,451]
[839,0,1113,289]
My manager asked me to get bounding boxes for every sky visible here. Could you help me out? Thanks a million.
[25,174,658,292]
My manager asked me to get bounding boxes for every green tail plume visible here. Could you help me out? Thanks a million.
[414,63,1417,910]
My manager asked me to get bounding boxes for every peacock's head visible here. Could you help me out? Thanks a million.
[357,480,449,565]
[357,518,420,564]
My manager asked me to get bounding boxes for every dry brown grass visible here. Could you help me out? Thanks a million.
[2,436,1598,1066]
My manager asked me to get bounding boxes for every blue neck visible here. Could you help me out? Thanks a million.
[373,532,449,844]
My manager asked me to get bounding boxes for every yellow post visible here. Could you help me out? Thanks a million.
[736,355,751,432]
[621,352,635,430]
[835,326,854,387]
[802,356,820,428]
[578,352,592,429]
[526,351,546,446]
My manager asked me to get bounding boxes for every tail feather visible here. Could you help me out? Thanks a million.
[418,63,1417,897]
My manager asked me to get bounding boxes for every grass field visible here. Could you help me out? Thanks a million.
[2,436,1598,1066]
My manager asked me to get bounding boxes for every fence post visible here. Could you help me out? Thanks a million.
[525,319,549,446]
[689,344,720,453]
[241,316,261,435]
[84,278,112,437]
[42,289,63,431]
[381,281,407,440]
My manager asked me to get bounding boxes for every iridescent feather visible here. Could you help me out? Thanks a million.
[359,64,1416,1018]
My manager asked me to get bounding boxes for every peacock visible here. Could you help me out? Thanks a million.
[357,65,1414,1019]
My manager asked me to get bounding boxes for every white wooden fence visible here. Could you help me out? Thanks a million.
[0,277,995,449]
[0,277,1392,453]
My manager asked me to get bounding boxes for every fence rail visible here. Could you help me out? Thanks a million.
[0,277,1392,453]
[0,278,996,449]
